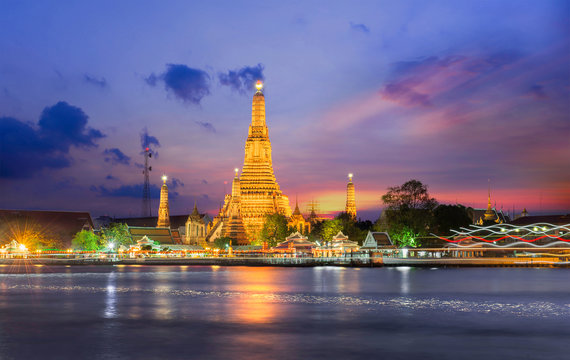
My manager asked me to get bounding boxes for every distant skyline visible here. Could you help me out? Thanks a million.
[1,0,569,220]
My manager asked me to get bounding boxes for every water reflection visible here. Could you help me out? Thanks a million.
[396,266,411,295]
[1,266,570,359]
[104,271,117,319]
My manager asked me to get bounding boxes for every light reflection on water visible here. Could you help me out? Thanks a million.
[0,265,569,359]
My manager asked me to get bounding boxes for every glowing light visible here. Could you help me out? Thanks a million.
[348,173,353,180]
[234,168,239,176]
[19,244,26,251]
[255,80,263,90]
[432,223,570,244]
[109,242,115,250]
[162,175,167,183]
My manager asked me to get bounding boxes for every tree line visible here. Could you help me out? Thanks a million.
[255,179,473,248]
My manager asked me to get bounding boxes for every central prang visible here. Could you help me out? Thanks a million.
[206,82,291,244]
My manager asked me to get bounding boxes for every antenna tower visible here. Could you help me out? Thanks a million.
[142,147,152,217]
[306,199,321,215]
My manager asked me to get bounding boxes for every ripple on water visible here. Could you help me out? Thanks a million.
[3,283,569,318]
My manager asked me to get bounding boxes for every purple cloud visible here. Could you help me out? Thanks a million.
[349,22,370,34]
[195,121,216,133]
[103,148,131,165]
[0,102,104,178]
[218,64,265,94]
[527,84,548,100]
[83,74,107,88]
[146,64,210,104]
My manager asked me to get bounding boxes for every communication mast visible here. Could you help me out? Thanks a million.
[306,199,321,215]
[142,147,152,217]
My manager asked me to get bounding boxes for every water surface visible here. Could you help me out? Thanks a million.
[0,265,568,359]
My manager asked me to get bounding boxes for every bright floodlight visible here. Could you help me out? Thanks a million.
[109,242,115,250]
[162,175,167,183]
[19,244,26,251]
[255,80,263,90]
[348,173,353,179]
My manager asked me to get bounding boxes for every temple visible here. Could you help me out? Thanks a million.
[288,197,311,234]
[207,81,291,244]
[184,202,207,245]
[345,173,356,219]
[476,183,502,225]
[157,175,170,228]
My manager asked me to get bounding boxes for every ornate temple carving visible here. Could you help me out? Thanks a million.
[157,175,170,228]
[345,173,356,219]
[288,198,311,235]
[184,202,207,245]
[206,81,291,244]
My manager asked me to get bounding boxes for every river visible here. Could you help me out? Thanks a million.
[0,265,568,359]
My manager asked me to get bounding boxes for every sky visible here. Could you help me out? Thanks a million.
[0,0,569,221]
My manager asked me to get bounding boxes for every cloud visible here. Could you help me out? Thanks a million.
[218,64,265,94]
[349,22,370,34]
[379,52,522,108]
[83,74,107,88]
[90,184,169,199]
[0,101,105,178]
[201,179,208,185]
[103,148,131,165]
[527,84,548,100]
[146,64,210,104]
[140,127,160,157]
[380,82,432,107]
[195,120,216,133]
[106,174,118,180]
[38,101,104,150]
[171,177,184,189]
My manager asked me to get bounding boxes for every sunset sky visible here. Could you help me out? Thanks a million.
[1,0,569,220]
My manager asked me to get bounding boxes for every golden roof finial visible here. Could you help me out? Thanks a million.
[162,175,167,184]
[255,80,263,91]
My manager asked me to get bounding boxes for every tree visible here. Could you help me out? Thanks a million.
[213,237,232,249]
[308,220,324,242]
[432,204,472,235]
[377,179,438,245]
[101,223,132,248]
[258,213,289,247]
[335,212,368,245]
[390,226,420,247]
[322,219,343,241]
[71,230,101,251]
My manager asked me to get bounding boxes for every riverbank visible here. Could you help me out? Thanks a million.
[1,256,568,267]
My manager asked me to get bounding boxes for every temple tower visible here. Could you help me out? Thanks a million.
[345,173,356,219]
[205,81,292,243]
[157,175,170,228]
[185,202,206,245]
[288,196,311,234]
[238,80,291,238]
[223,168,248,244]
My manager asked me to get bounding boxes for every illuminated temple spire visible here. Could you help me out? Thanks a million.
[238,80,291,238]
[157,175,170,228]
[205,81,292,244]
[345,173,356,219]
[293,195,301,216]
[484,180,495,221]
